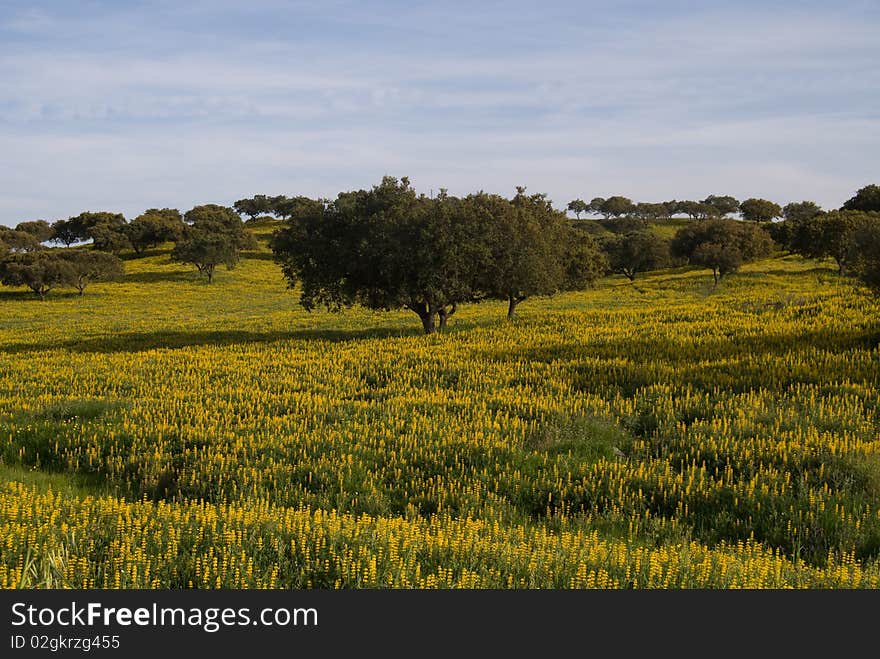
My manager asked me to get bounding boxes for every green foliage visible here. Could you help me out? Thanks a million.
[0,228,42,252]
[847,215,880,294]
[0,250,77,299]
[57,249,125,294]
[677,201,718,220]
[783,201,822,223]
[634,202,670,220]
[124,208,184,254]
[739,198,782,223]
[567,199,588,219]
[788,210,872,274]
[51,212,129,251]
[702,195,740,217]
[272,179,605,329]
[14,220,54,242]
[173,205,256,282]
[272,177,487,332]
[234,195,274,220]
[598,196,635,218]
[601,231,670,280]
[670,218,774,284]
[842,184,880,212]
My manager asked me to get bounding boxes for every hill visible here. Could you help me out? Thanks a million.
[0,227,878,588]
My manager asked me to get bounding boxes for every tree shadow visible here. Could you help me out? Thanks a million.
[123,270,198,284]
[0,326,415,354]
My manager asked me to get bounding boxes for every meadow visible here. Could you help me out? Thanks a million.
[1,222,879,588]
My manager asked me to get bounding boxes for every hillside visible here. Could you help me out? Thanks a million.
[1,228,879,588]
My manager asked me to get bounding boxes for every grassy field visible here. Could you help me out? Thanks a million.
[1,223,879,588]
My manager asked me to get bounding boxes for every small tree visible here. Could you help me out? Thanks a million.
[124,208,185,254]
[588,197,606,217]
[789,210,873,274]
[233,195,274,221]
[15,220,54,242]
[739,198,782,223]
[601,231,670,281]
[847,216,880,294]
[567,199,588,219]
[599,196,635,218]
[842,184,880,212]
[782,201,822,223]
[480,188,596,319]
[173,205,255,282]
[0,251,76,299]
[634,202,670,221]
[52,212,128,251]
[671,218,773,285]
[0,228,42,252]
[703,195,740,217]
[58,250,124,295]
[677,200,718,220]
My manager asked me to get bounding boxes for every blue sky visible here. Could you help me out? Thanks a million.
[1,0,878,225]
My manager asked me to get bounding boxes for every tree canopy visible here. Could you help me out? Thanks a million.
[788,210,875,274]
[124,209,185,254]
[0,251,77,299]
[847,216,880,294]
[58,250,124,295]
[739,198,782,223]
[172,205,256,283]
[671,218,774,285]
[842,184,880,213]
[271,178,605,332]
[601,231,670,281]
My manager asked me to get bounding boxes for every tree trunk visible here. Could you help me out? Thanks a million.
[420,311,436,334]
[508,295,526,319]
[712,270,719,287]
[437,302,457,331]
[206,266,215,283]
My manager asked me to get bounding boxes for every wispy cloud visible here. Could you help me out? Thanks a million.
[1,1,878,224]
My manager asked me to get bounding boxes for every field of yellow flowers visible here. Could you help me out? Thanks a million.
[1,225,878,588]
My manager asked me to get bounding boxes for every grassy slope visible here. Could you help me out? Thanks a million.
[1,221,879,587]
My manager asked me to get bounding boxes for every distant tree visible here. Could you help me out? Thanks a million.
[57,250,124,295]
[52,212,128,251]
[788,210,872,274]
[671,218,774,285]
[124,208,185,254]
[0,228,42,253]
[601,231,670,281]
[0,251,76,299]
[599,196,635,218]
[50,219,84,247]
[634,202,669,220]
[588,197,606,217]
[842,185,880,212]
[663,200,681,216]
[567,199,588,219]
[173,205,256,283]
[233,195,274,221]
[739,198,782,223]
[760,221,791,250]
[678,200,718,220]
[703,195,740,217]
[782,201,822,223]
[847,216,880,294]
[15,220,53,242]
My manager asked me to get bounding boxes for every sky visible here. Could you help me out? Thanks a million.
[1,0,878,226]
